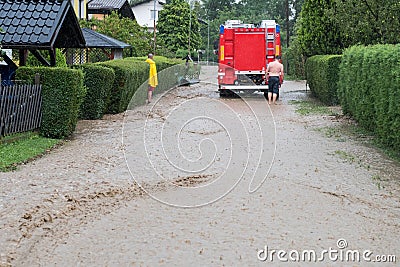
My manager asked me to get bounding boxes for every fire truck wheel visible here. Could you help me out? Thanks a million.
[229,90,240,98]
[219,89,228,97]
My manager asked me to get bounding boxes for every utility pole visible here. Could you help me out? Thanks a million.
[207,21,210,65]
[188,0,192,56]
[286,0,290,73]
[153,0,157,55]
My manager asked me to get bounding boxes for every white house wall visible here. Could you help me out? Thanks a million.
[132,1,165,30]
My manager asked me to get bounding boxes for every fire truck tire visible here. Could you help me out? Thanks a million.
[219,89,228,97]
[230,90,240,98]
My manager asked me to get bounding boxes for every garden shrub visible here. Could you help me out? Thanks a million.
[98,59,148,114]
[74,64,115,119]
[99,56,184,113]
[338,44,400,151]
[306,55,342,105]
[16,67,85,138]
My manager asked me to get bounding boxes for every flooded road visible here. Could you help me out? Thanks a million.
[0,66,399,266]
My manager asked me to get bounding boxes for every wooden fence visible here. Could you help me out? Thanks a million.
[0,74,42,137]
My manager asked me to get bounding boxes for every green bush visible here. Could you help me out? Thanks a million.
[284,39,307,79]
[338,44,400,151]
[16,67,85,138]
[98,59,148,114]
[306,55,342,105]
[74,64,115,119]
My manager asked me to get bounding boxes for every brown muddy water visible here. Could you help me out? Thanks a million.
[0,66,399,266]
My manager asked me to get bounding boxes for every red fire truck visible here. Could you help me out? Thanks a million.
[217,20,281,97]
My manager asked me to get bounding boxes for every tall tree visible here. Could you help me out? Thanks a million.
[295,0,343,57]
[80,12,152,57]
[202,0,233,21]
[157,0,201,53]
[331,0,400,46]
[237,0,287,24]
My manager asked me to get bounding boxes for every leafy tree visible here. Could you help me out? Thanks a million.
[202,0,233,21]
[293,0,400,59]
[330,0,400,46]
[26,49,67,67]
[157,0,201,55]
[237,0,287,24]
[80,12,152,57]
[295,0,343,57]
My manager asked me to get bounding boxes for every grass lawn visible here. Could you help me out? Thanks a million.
[0,132,61,172]
[289,99,338,116]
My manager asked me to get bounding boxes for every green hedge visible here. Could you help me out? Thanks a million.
[128,56,189,93]
[306,55,342,105]
[98,56,184,114]
[338,44,400,150]
[74,64,115,120]
[97,59,148,114]
[16,67,85,138]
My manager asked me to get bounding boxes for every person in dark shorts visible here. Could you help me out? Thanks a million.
[267,55,284,105]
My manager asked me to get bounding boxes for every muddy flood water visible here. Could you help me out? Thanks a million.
[0,66,399,266]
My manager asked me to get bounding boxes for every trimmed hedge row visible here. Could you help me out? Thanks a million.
[16,67,85,138]
[98,59,147,114]
[73,64,115,120]
[98,56,184,114]
[338,44,400,150]
[14,56,184,138]
[306,55,342,105]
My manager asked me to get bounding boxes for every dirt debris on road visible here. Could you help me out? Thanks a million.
[0,66,399,266]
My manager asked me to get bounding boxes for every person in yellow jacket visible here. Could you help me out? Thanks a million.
[145,53,158,103]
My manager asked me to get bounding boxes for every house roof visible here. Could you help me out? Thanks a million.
[82,28,131,49]
[88,0,126,9]
[0,0,85,49]
[88,0,135,19]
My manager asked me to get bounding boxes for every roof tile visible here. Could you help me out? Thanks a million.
[3,2,10,10]
[19,2,27,10]
[23,10,32,19]
[33,27,42,35]
[8,10,16,18]
[25,26,33,35]
[28,18,36,27]
[43,27,51,35]
[21,34,29,43]
[16,10,24,19]
[32,10,40,19]
[37,18,45,27]
[44,4,52,12]
[49,12,57,20]
[11,2,19,11]
[27,3,35,12]
[41,12,49,19]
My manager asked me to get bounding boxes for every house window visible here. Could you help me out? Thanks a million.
[150,9,158,20]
